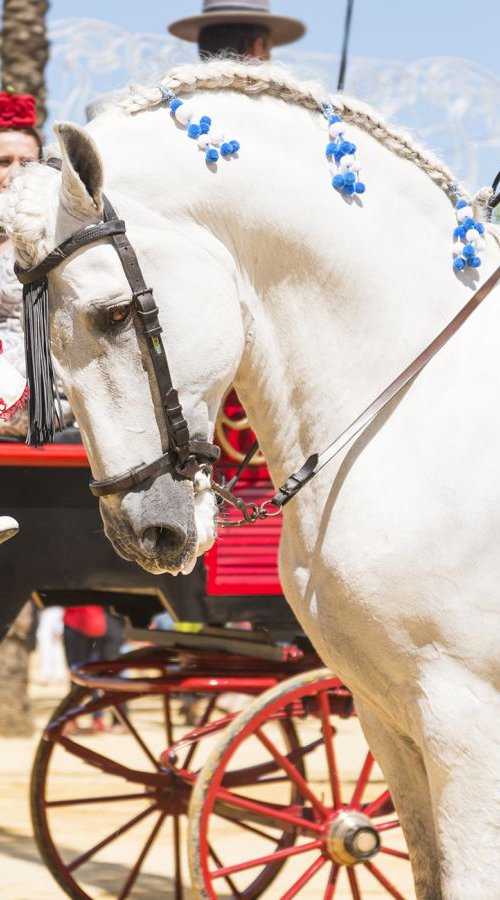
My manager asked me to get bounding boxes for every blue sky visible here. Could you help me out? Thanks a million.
[1,1,499,185]
[44,0,499,74]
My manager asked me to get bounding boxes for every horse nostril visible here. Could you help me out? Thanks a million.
[139,525,187,558]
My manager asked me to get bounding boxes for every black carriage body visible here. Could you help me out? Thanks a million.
[0,443,294,640]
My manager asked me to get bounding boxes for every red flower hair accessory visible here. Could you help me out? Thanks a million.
[0,92,36,129]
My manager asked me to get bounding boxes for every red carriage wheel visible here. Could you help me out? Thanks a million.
[188,669,412,899]
[30,649,304,900]
[30,658,271,900]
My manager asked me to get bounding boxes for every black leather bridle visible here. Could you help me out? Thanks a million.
[15,159,220,497]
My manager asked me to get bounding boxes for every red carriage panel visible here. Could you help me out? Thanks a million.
[0,443,88,467]
[206,389,283,597]
[205,478,282,595]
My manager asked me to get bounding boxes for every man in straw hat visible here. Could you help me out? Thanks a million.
[169,0,306,61]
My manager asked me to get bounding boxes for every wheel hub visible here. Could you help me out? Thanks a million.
[325,810,381,866]
[155,768,191,815]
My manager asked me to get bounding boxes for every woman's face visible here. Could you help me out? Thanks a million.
[0,131,39,192]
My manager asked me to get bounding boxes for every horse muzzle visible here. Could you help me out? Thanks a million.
[99,470,198,574]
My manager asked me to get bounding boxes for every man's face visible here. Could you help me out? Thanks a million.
[249,35,271,59]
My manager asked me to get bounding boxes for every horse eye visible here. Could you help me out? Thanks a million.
[108,303,131,326]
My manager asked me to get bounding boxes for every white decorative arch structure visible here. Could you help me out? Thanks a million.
[43,18,500,190]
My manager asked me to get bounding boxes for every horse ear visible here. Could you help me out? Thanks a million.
[54,121,104,220]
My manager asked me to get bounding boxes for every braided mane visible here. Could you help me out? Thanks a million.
[112,60,480,207]
[3,61,496,271]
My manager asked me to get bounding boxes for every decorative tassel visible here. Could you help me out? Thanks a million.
[323,105,366,196]
[158,86,241,166]
[452,198,484,271]
[22,277,64,445]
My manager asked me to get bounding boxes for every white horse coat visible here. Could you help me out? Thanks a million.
[2,61,500,897]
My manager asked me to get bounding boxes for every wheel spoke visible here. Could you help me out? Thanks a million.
[209,843,242,896]
[350,751,374,808]
[347,866,363,900]
[173,815,183,900]
[182,695,217,770]
[319,690,342,809]
[58,737,163,787]
[164,694,174,747]
[67,804,159,871]
[364,788,391,817]
[376,819,401,833]
[256,727,329,818]
[216,811,283,842]
[113,705,161,770]
[117,811,166,900]
[324,863,340,899]
[281,854,327,899]
[381,846,410,860]
[210,839,324,879]
[214,784,324,835]
[364,860,407,899]
[45,791,157,808]
[221,738,323,790]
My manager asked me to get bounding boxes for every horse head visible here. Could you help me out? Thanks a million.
[0,119,246,574]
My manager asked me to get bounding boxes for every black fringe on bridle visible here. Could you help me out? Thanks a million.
[22,276,64,446]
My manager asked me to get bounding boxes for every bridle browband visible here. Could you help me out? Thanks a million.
[15,158,219,496]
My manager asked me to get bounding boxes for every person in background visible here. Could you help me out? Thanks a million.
[63,606,126,733]
[35,606,67,684]
[0,94,44,737]
[168,0,305,60]
[0,90,42,438]
[0,89,73,441]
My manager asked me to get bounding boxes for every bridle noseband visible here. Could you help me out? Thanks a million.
[15,158,219,496]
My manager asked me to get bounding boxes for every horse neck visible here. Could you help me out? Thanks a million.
[216,115,486,493]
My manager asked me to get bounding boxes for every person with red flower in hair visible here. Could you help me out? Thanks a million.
[0,89,42,438]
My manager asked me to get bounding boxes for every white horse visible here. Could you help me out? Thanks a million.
[2,60,500,897]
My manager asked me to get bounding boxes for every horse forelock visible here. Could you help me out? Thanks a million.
[1,163,60,268]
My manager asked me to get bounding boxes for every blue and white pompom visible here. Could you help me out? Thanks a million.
[452,198,485,271]
[323,106,366,197]
[159,86,240,165]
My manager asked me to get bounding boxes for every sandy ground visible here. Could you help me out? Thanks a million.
[0,667,416,900]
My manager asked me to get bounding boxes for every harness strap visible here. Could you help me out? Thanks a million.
[98,194,219,479]
[489,170,500,213]
[14,219,126,284]
[89,451,171,497]
[224,438,260,492]
[272,263,500,508]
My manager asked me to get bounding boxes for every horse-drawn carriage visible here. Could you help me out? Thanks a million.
[1,401,410,898]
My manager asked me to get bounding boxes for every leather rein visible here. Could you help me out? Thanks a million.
[14,158,500,526]
[216,260,500,524]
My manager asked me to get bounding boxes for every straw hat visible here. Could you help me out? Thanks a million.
[168,0,306,47]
